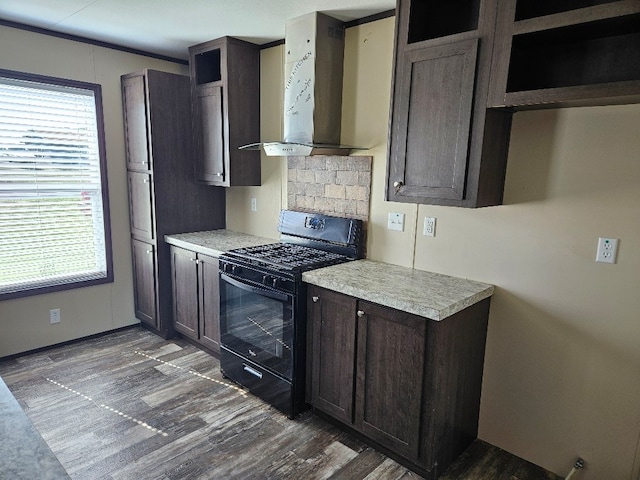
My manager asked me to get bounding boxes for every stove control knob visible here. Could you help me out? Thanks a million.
[272,278,279,288]
[262,275,270,285]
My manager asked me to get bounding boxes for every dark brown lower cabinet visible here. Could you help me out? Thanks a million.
[355,300,426,461]
[307,285,490,479]
[171,246,220,354]
[197,253,220,352]
[171,247,199,338]
[308,288,357,424]
[131,239,157,327]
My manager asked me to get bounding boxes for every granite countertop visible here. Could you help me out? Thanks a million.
[165,230,275,257]
[302,260,494,321]
[165,230,493,321]
[0,377,70,479]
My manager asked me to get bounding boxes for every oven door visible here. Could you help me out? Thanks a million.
[219,272,294,380]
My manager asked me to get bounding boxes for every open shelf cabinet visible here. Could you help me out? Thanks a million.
[489,0,640,108]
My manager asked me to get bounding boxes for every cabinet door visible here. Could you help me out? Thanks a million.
[122,75,150,171]
[171,247,199,340]
[388,38,478,203]
[308,286,357,425]
[355,301,426,460]
[198,253,220,353]
[131,239,157,327]
[127,171,154,240]
[194,85,226,185]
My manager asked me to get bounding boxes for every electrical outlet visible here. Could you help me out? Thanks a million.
[596,237,618,264]
[423,217,436,237]
[50,308,60,324]
[387,212,405,232]
[250,197,257,212]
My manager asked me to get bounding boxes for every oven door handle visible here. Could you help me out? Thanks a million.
[220,273,290,302]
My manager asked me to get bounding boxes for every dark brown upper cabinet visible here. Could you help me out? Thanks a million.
[387,0,513,207]
[489,0,640,109]
[189,37,261,187]
[122,75,150,172]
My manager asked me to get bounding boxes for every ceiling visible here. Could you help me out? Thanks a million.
[0,0,396,61]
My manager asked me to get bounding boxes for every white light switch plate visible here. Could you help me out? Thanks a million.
[388,212,404,232]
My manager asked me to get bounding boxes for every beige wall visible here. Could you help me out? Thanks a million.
[2,16,640,480]
[225,46,285,239]
[421,106,640,479]
[0,25,187,356]
[232,17,640,480]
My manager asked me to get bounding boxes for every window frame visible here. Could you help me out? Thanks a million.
[0,68,113,301]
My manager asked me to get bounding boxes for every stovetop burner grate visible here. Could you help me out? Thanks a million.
[225,243,351,272]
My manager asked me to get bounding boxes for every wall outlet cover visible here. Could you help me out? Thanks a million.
[423,217,436,237]
[595,237,618,264]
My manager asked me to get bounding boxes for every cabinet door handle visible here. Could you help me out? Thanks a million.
[312,296,319,303]
[143,178,149,183]
[146,250,152,254]
[357,310,365,317]
[393,180,403,193]
[190,257,196,262]
[215,172,223,176]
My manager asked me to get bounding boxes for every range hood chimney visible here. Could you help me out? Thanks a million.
[241,12,363,156]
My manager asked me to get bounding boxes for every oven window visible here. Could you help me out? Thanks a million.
[220,277,294,379]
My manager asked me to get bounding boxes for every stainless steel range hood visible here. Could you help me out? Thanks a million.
[240,12,363,156]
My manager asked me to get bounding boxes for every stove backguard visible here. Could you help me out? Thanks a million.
[277,210,364,259]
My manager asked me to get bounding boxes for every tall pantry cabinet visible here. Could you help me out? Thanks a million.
[121,69,225,337]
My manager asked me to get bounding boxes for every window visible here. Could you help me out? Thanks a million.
[0,69,113,300]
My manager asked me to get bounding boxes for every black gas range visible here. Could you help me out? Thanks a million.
[218,210,364,418]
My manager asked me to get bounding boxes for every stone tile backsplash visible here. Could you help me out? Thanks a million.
[287,156,372,221]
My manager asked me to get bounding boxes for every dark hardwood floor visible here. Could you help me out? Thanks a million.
[0,327,560,480]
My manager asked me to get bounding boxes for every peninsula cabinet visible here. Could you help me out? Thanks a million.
[189,37,261,187]
[170,246,221,354]
[121,69,225,337]
[386,0,513,207]
[307,285,490,479]
[488,0,640,108]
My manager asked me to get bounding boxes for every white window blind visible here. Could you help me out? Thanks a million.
[0,73,110,297]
